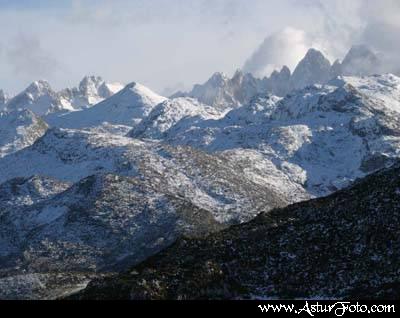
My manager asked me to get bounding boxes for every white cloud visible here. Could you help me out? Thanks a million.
[243,27,330,77]
[0,0,399,94]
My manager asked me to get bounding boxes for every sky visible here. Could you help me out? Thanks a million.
[0,0,399,95]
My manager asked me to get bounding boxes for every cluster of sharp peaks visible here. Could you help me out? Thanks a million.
[1,75,124,116]
[173,45,389,110]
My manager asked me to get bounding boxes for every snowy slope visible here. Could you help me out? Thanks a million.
[150,74,400,197]
[0,173,223,269]
[0,128,296,223]
[76,161,400,300]
[0,172,226,299]
[46,82,166,129]
[0,127,301,298]
[0,109,48,158]
[131,97,225,139]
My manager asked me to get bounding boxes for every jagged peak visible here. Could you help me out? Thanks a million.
[280,65,291,75]
[296,48,331,68]
[79,75,104,88]
[207,72,229,85]
[232,69,244,80]
[344,45,377,60]
[25,80,53,94]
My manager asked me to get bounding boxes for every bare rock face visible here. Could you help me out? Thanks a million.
[290,49,332,90]
[340,45,383,76]
[177,71,266,110]
[264,66,291,96]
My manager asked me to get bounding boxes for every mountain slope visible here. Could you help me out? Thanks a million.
[153,74,400,197]
[46,82,166,129]
[0,173,227,300]
[0,175,70,209]
[0,109,48,158]
[130,97,225,139]
[0,128,297,223]
[74,161,400,300]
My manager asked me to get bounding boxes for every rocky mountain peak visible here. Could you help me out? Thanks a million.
[26,80,54,96]
[290,48,332,90]
[207,72,229,86]
[341,45,382,76]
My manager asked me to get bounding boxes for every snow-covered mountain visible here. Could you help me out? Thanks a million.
[75,160,400,300]
[58,76,124,110]
[0,127,296,299]
[0,127,294,221]
[0,173,226,299]
[46,82,166,129]
[142,74,400,197]
[0,109,48,158]
[5,80,67,116]
[4,76,123,116]
[1,44,399,300]
[130,97,225,139]
[176,46,384,108]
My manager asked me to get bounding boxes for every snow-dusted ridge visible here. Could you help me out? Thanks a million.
[0,109,48,158]
[175,46,386,110]
[150,74,400,197]
[46,82,166,129]
[3,76,123,116]
[130,97,226,139]
[0,127,294,222]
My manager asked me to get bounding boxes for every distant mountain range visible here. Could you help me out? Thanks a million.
[0,44,399,299]
[1,76,123,115]
[174,45,389,109]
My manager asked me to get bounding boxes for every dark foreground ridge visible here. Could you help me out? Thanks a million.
[72,162,400,300]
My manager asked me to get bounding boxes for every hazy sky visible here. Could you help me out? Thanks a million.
[0,0,399,95]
